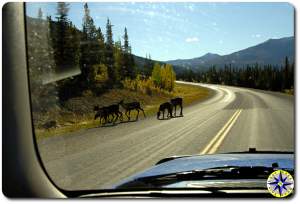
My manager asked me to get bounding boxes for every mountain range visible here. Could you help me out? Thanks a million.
[165,36,294,71]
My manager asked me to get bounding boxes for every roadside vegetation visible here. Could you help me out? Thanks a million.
[34,82,211,140]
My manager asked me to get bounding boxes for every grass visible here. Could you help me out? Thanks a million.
[34,82,211,140]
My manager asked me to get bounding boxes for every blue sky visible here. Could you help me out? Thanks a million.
[26,2,294,61]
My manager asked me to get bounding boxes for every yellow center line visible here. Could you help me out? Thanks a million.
[200,109,243,155]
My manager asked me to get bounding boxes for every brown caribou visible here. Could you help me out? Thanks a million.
[170,97,183,117]
[94,106,110,125]
[157,102,173,120]
[119,100,146,121]
[94,104,123,125]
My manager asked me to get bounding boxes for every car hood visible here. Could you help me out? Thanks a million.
[112,153,294,189]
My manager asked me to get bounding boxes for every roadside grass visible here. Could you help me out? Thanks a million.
[34,82,211,140]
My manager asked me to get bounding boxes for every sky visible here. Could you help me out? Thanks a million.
[26,2,294,61]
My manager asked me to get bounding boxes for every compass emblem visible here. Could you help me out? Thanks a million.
[267,170,294,197]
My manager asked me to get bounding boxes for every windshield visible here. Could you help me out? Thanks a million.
[25,2,294,192]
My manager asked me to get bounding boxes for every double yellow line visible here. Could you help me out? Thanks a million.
[200,109,243,155]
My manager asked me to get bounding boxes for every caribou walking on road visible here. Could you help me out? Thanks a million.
[94,103,123,125]
[157,102,173,120]
[94,106,110,125]
[170,97,183,117]
[119,100,146,121]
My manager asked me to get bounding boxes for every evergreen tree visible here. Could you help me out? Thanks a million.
[82,3,97,39]
[123,27,129,53]
[139,54,153,77]
[80,3,104,90]
[51,2,81,100]
[283,56,290,89]
[38,8,43,19]
[289,61,294,89]
[106,18,114,46]
[105,18,116,86]
[122,27,135,79]
[114,39,123,83]
[96,27,105,62]
[52,2,80,71]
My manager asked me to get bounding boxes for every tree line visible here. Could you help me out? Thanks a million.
[50,2,136,100]
[177,57,294,92]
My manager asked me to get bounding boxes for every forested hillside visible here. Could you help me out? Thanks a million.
[177,58,294,93]
[27,3,176,112]
[26,2,188,137]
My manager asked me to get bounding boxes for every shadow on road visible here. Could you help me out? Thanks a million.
[94,117,146,128]
[157,115,184,120]
[173,115,184,118]
[120,119,139,124]
[95,123,118,128]
[157,117,172,120]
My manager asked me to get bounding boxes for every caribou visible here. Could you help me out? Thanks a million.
[94,104,123,125]
[119,100,146,121]
[170,97,183,117]
[157,102,173,120]
[94,106,110,125]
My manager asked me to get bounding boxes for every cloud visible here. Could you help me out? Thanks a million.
[188,5,195,11]
[185,4,195,12]
[252,34,261,38]
[185,37,199,43]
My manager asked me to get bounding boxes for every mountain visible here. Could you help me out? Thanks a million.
[167,53,221,68]
[132,55,185,74]
[166,37,295,70]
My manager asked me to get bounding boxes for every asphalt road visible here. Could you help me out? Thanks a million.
[37,82,294,190]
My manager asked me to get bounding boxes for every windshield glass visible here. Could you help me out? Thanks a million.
[25,2,294,192]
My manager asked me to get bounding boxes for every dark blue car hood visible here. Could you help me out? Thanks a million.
[112,153,293,189]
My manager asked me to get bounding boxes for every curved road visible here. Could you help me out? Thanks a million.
[37,82,294,190]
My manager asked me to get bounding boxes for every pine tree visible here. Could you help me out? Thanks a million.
[289,61,294,89]
[80,3,91,84]
[52,2,75,70]
[80,3,104,89]
[123,27,129,53]
[106,18,114,46]
[105,18,116,86]
[82,3,98,40]
[38,8,43,19]
[122,27,135,79]
[96,27,105,62]
[51,2,81,100]
[283,56,290,89]
[114,39,123,83]
[144,54,154,77]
